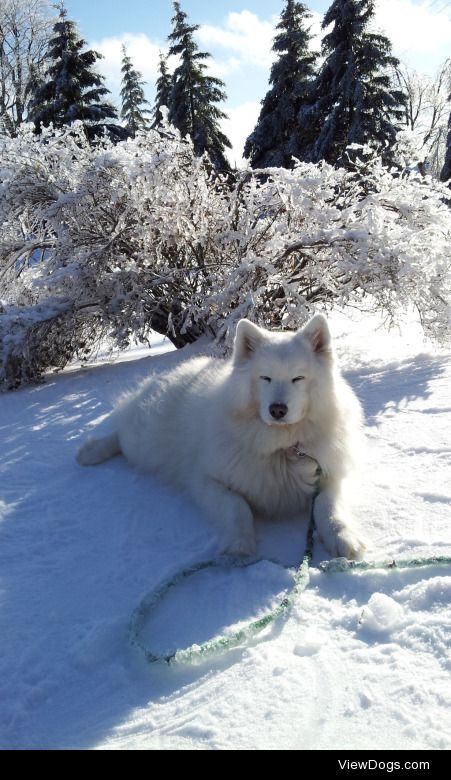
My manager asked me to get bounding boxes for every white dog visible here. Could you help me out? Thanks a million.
[77,315,366,559]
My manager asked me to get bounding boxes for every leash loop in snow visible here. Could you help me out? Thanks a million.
[130,456,320,666]
[129,454,451,667]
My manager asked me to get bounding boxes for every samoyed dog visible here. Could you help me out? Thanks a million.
[77,315,365,559]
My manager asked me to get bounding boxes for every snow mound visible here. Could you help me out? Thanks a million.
[359,593,405,635]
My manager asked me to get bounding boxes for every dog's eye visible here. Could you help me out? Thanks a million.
[259,376,272,383]
[292,376,305,383]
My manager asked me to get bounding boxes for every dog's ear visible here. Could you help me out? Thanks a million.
[233,319,264,363]
[301,314,332,356]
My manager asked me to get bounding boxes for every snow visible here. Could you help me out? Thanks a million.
[0,311,450,750]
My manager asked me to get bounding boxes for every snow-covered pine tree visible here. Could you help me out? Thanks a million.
[300,0,405,166]
[168,1,231,171]
[441,106,451,184]
[24,63,45,125]
[151,52,172,129]
[29,3,121,139]
[120,45,151,137]
[244,0,318,169]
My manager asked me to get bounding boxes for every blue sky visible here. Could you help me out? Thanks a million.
[63,1,451,162]
[66,1,330,41]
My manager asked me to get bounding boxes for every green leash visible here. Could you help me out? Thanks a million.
[129,498,316,666]
[319,555,451,573]
[129,465,451,667]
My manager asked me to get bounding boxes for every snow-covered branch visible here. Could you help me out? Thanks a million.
[1,123,450,389]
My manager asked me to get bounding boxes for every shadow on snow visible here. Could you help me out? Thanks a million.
[0,345,447,748]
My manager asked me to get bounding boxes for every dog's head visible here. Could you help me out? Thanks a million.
[232,315,333,426]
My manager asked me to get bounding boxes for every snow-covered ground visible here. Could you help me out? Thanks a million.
[0,312,450,750]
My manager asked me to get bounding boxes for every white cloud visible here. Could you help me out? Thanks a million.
[221,101,261,167]
[375,0,451,59]
[306,10,324,55]
[372,1,451,75]
[204,55,243,79]
[198,11,278,70]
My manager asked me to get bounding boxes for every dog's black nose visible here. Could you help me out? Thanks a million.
[269,403,288,420]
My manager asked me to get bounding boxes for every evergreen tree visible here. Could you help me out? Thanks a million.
[29,3,119,136]
[151,52,172,129]
[244,1,318,169]
[120,45,151,137]
[167,1,231,171]
[441,107,451,184]
[300,0,405,166]
[25,63,45,123]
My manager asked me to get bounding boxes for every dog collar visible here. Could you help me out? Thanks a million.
[285,443,309,459]
[283,445,322,475]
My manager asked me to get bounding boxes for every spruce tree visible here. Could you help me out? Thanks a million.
[300,0,405,166]
[29,3,119,136]
[244,1,318,169]
[441,107,451,184]
[120,45,151,137]
[167,1,231,171]
[151,52,172,129]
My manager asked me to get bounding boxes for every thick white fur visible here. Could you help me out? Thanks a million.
[77,315,366,559]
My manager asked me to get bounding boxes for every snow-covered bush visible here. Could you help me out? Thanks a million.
[1,123,450,389]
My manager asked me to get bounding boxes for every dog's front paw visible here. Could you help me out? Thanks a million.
[297,455,322,489]
[329,527,366,561]
[220,531,257,557]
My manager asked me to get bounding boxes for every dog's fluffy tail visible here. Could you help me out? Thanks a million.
[76,432,121,466]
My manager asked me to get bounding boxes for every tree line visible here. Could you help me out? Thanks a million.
[1,0,450,178]
[1,1,450,389]
[0,0,450,179]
